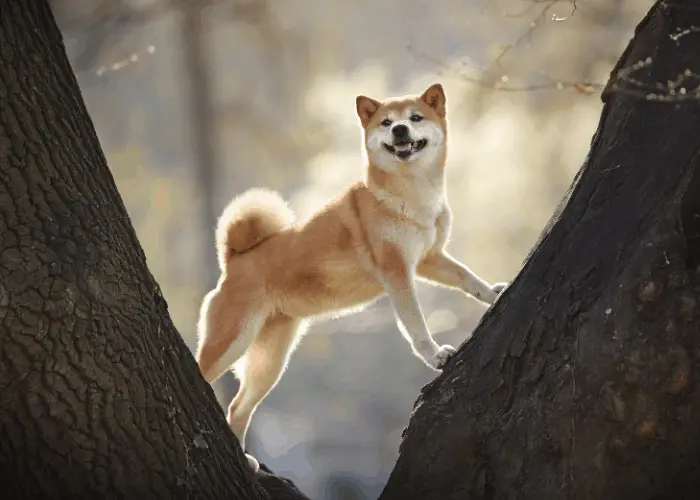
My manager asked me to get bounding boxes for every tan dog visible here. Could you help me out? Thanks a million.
[196,83,507,470]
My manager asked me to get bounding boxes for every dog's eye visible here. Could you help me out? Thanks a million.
[381,118,392,127]
[410,114,423,122]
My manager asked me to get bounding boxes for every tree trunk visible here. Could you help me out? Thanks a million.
[379,1,700,499]
[0,2,307,498]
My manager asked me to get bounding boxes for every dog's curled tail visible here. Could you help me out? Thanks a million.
[216,188,295,271]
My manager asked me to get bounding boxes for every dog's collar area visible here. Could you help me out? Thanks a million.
[383,139,428,159]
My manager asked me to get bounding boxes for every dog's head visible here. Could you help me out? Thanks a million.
[356,83,447,171]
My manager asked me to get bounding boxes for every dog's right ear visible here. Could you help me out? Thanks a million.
[356,96,380,127]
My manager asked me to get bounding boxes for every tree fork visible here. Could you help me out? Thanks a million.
[380,1,700,499]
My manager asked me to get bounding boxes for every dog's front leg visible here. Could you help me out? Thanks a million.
[378,247,454,371]
[418,251,507,304]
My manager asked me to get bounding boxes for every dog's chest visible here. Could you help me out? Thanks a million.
[374,176,443,222]
[375,186,444,261]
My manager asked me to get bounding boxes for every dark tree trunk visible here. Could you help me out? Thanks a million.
[379,1,700,499]
[0,2,307,499]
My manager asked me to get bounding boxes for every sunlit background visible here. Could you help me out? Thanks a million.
[52,0,652,497]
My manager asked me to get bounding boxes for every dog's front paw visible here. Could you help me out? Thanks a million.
[245,452,260,473]
[491,282,508,295]
[431,344,456,371]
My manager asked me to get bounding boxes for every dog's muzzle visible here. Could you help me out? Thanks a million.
[383,138,428,160]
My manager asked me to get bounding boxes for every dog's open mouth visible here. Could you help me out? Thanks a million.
[383,139,428,160]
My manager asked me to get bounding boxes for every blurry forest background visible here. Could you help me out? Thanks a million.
[50,0,652,497]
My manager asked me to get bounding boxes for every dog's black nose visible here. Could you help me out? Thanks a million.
[391,124,409,138]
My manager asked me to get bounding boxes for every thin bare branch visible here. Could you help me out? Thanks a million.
[670,25,700,42]
[408,44,603,95]
[605,56,700,102]
[491,0,559,70]
[553,0,578,22]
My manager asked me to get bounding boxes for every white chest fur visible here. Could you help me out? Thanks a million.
[373,174,445,264]
[373,173,444,222]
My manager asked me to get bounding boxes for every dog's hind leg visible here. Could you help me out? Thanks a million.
[195,286,267,384]
[227,313,306,468]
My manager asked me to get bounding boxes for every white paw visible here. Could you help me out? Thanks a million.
[431,344,456,371]
[245,452,260,473]
[491,282,508,295]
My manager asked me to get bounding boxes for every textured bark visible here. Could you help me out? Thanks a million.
[0,2,308,499]
[380,1,700,499]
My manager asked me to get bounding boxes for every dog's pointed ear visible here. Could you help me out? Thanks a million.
[420,83,446,117]
[356,95,381,127]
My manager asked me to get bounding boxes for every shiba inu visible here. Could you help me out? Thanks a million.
[195,83,507,471]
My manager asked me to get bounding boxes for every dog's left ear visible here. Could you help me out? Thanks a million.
[420,83,446,117]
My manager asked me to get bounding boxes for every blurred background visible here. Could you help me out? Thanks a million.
[51,0,652,497]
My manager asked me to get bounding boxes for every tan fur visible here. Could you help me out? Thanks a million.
[215,188,295,271]
[195,83,508,470]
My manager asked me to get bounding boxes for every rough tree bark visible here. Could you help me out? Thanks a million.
[0,2,308,498]
[379,1,700,499]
